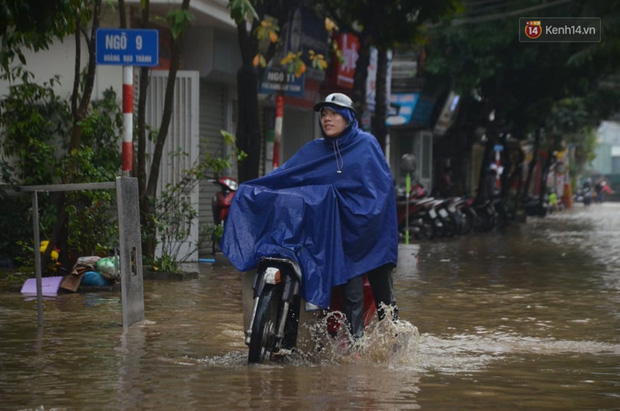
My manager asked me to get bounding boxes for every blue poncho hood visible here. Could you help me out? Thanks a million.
[221,117,398,309]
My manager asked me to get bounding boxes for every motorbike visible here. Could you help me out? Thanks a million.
[433,198,458,238]
[396,184,439,240]
[492,196,510,229]
[574,187,593,206]
[209,176,238,224]
[209,176,238,252]
[472,198,497,232]
[522,195,549,217]
[244,256,376,364]
[397,196,438,241]
[452,197,477,235]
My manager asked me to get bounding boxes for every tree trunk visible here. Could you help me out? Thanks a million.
[352,31,371,117]
[234,19,261,183]
[134,0,190,259]
[476,116,498,202]
[232,1,292,183]
[145,0,190,198]
[236,65,261,183]
[538,150,551,199]
[70,1,101,153]
[350,2,383,119]
[523,129,541,200]
[42,0,101,271]
[371,48,388,152]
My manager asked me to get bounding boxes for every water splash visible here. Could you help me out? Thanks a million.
[293,309,420,366]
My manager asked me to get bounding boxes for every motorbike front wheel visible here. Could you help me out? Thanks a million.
[248,284,282,364]
[459,210,474,235]
[413,214,435,240]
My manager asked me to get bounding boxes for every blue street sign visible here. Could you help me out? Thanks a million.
[494,144,504,152]
[96,28,159,67]
[259,67,305,97]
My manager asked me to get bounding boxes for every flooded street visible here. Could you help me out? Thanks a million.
[1,203,619,409]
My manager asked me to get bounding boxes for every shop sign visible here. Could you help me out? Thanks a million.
[334,33,359,89]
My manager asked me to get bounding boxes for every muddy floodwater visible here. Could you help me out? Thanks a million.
[1,203,619,409]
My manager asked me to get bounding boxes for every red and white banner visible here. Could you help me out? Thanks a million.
[334,33,359,89]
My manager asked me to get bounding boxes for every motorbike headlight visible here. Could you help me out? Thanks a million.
[225,178,238,190]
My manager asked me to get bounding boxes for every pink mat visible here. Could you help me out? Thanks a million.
[20,276,64,296]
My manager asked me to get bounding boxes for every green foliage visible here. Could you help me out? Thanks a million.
[570,127,598,178]
[0,190,32,263]
[165,9,196,39]
[0,268,30,290]
[65,186,117,259]
[0,76,66,261]
[207,223,224,247]
[547,98,592,139]
[77,88,123,173]
[318,0,459,48]
[543,97,600,178]
[0,75,68,185]
[144,135,245,273]
[0,0,93,79]
[425,0,620,170]
[0,78,122,264]
[148,253,178,273]
[228,0,259,23]
[425,12,530,103]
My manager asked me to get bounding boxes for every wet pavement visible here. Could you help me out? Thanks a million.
[1,202,619,409]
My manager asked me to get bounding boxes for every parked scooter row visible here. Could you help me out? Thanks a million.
[395,183,516,240]
[396,184,472,240]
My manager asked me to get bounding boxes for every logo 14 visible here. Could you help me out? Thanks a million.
[525,20,542,39]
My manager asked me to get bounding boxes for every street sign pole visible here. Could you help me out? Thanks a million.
[273,95,284,169]
[122,66,134,176]
[96,28,159,175]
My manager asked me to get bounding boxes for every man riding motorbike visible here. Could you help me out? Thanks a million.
[221,93,399,342]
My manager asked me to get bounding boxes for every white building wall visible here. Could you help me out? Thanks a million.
[282,107,317,162]
[0,10,122,100]
[592,121,620,175]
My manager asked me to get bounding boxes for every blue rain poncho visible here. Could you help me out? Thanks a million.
[221,117,398,309]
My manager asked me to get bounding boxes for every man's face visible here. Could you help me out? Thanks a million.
[320,107,348,138]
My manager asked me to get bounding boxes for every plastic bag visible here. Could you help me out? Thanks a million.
[95,257,120,281]
[81,271,110,287]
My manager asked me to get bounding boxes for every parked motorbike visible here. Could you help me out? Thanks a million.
[209,176,238,224]
[452,197,477,235]
[209,176,238,253]
[472,198,497,232]
[397,196,438,240]
[433,198,458,237]
[396,183,440,240]
[492,196,510,229]
[522,195,549,217]
[415,198,440,240]
[245,256,376,364]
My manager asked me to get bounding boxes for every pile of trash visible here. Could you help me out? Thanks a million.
[59,255,120,292]
[19,255,120,296]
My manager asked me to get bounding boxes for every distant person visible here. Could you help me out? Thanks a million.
[581,178,593,206]
[438,166,454,198]
[595,179,614,203]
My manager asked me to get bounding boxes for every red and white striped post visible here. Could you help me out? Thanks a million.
[495,149,501,189]
[273,95,284,169]
[122,66,134,176]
